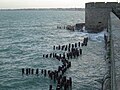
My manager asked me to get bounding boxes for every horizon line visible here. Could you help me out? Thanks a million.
[0,7,85,10]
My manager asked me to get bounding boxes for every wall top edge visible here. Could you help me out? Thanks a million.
[86,2,119,4]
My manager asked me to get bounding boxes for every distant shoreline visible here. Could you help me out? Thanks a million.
[0,8,85,11]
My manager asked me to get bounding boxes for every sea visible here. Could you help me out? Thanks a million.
[0,10,108,90]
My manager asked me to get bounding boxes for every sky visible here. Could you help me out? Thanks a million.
[0,0,119,9]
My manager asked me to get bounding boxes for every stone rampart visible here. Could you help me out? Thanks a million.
[85,2,120,32]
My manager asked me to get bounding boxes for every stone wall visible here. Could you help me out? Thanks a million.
[111,12,120,90]
[85,2,120,33]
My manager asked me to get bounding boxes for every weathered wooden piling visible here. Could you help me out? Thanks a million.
[43,54,45,57]
[66,79,70,88]
[69,77,72,87]
[68,48,70,52]
[28,68,31,75]
[76,48,79,57]
[78,42,80,47]
[22,68,24,75]
[73,52,76,58]
[64,82,67,90]
[31,68,34,75]
[26,68,29,75]
[53,46,55,50]
[36,68,39,76]
[62,45,65,50]
[41,69,43,74]
[46,54,48,58]
[81,43,84,46]
[72,44,74,48]
[44,69,47,77]
[69,43,71,48]
[48,70,50,75]
[53,53,55,58]
[59,54,61,58]
[86,37,88,42]
[58,66,62,72]
[50,53,52,58]
[49,72,53,80]
[49,85,53,90]
[65,45,67,51]
[59,45,61,50]
[63,53,65,59]
[75,43,77,47]
[69,52,72,59]
[79,49,82,55]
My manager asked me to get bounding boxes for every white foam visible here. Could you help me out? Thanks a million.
[88,31,106,42]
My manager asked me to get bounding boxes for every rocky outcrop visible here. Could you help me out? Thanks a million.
[66,23,85,31]
[75,23,85,30]
[66,25,75,31]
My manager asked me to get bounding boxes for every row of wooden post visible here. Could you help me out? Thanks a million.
[53,38,88,51]
[43,48,82,60]
[22,36,89,90]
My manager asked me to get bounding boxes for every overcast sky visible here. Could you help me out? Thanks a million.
[0,0,119,9]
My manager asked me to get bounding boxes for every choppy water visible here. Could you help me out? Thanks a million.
[0,10,107,90]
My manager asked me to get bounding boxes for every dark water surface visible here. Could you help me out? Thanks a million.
[0,10,107,90]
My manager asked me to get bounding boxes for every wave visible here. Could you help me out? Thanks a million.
[88,31,106,42]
